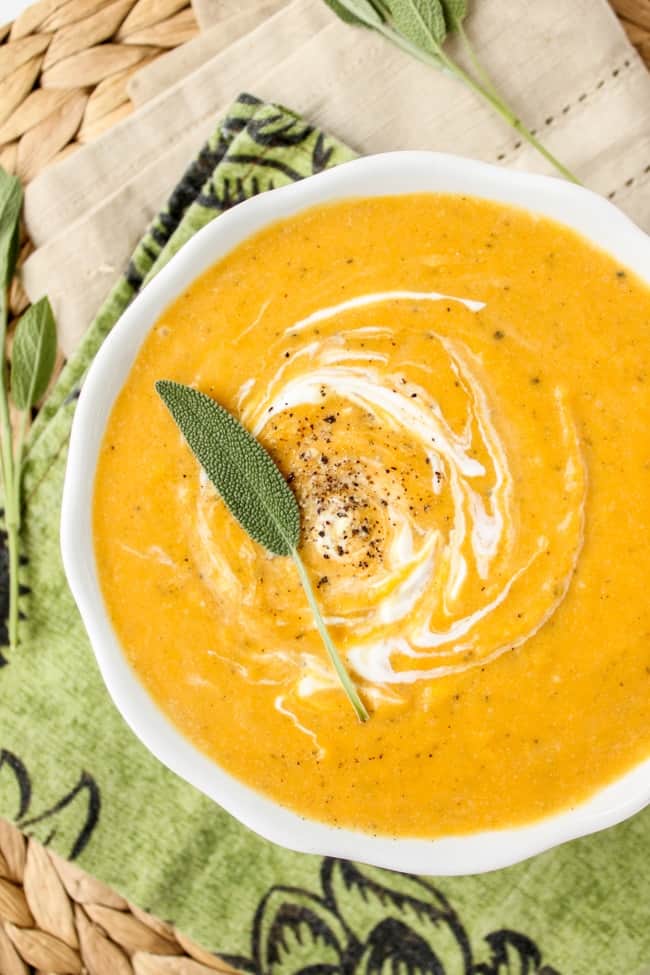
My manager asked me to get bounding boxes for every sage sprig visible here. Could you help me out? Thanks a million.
[324,0,580,184]
[156,380,369,723]
[0,167,58,653]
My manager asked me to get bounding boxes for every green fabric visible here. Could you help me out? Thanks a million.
[1,93,648,975]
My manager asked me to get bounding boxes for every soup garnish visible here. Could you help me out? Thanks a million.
[156,379,368,721]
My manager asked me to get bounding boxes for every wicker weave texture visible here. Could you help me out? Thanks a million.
[0,819,238,974]
[0,0,198,187]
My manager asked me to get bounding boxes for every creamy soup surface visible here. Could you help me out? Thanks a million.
[94,194,650,837]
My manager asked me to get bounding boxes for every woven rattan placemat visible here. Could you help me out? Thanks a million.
[0,2,648,972]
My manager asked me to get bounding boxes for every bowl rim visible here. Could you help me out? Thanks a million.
[61,149,650,876]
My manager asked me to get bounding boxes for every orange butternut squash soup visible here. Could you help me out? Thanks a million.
[93,194,650,838]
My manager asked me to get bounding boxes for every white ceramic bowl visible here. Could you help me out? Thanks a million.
[61,151,650,875]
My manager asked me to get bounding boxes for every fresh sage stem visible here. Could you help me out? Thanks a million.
[430,43,581,185]
[454,19,499,98]
[291,548,368,722]
[440,49,580,184]
[379,22,580,184]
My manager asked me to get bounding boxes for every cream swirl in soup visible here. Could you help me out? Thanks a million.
[94,194,650,838]
[185,289,585,734]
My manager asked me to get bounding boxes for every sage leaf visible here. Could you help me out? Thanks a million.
[11,297,57,410]
[387,0,447,55]
[0,168,22,288]
[156,380,300,556]
[323,0,384,28]
[156,379,369,721]
[440,0,466,29]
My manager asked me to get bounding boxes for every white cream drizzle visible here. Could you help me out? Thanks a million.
[118,542,177,568]
[275,694,324,757]
[287,290,485,335]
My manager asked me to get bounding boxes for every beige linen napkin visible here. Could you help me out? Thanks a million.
[129,2,290,106]
[22,0,650,356]
[191,0,254,30]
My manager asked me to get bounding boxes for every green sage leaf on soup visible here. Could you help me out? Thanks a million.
[11,296,58,410]
[155,380,300,557]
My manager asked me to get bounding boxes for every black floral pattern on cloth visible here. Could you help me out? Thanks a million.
[223,859,561,975]
[0,748,100,859]
[195,95,342,213]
